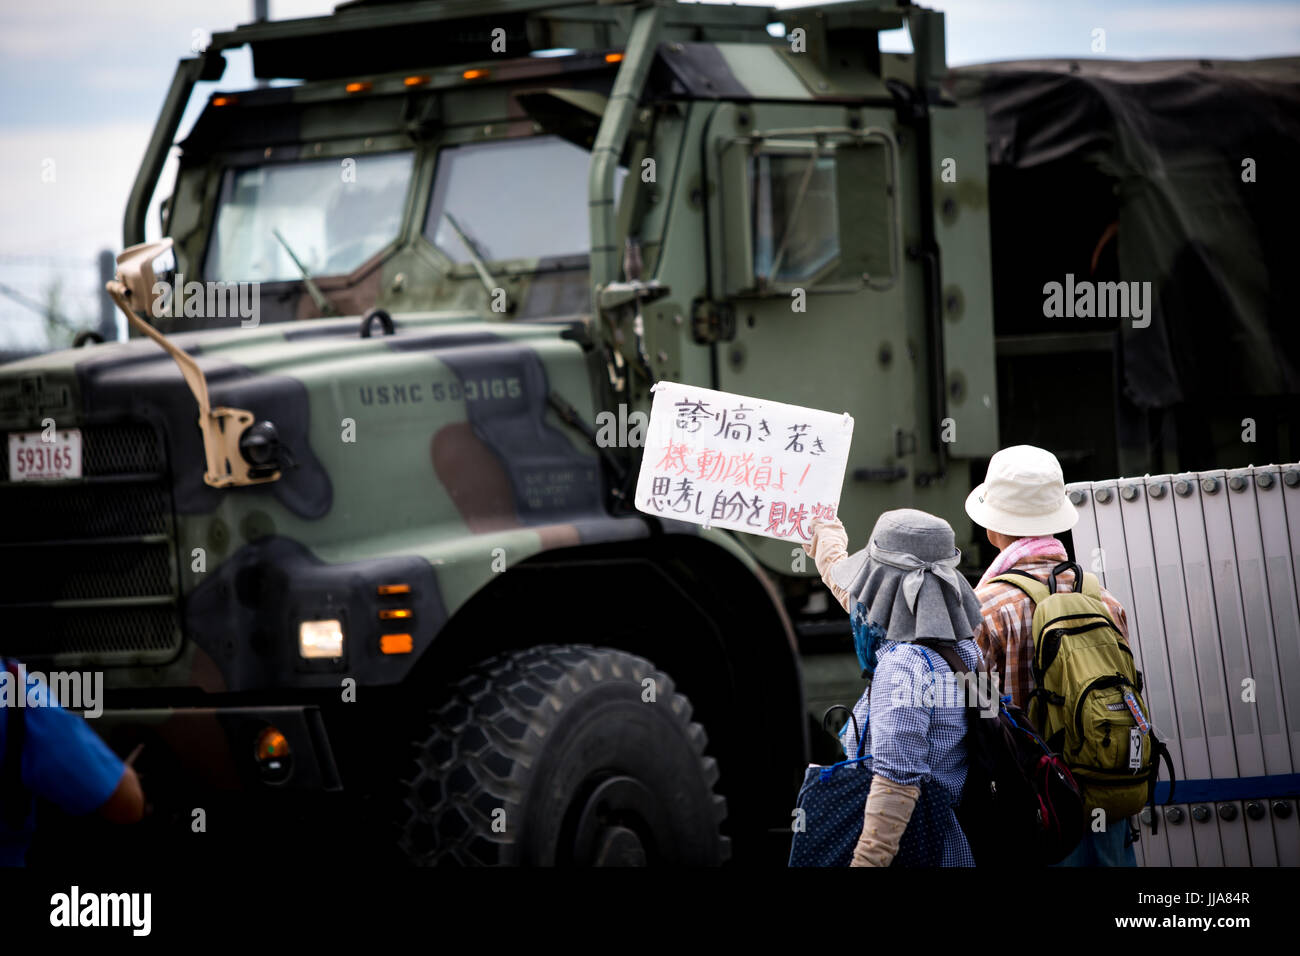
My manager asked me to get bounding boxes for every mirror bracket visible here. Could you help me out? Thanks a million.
[105,238,280,489]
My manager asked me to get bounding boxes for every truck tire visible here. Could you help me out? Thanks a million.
[398,644,730,866]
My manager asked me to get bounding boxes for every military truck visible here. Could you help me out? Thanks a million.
[1,0,1294,866]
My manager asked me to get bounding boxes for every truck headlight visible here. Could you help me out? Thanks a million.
[299,619,344,659]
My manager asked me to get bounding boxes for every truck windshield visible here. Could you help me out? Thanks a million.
[424,135,622,264]
[205,151,414,283]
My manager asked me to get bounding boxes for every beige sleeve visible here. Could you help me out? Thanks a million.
[804,517,853,613]
[850,775,920,868]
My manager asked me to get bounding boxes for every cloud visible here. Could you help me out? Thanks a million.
[0,1,220,60]
[0,121,159,258]
[1105,3,1300,34]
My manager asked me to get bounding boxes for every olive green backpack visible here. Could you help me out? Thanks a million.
[992,561,1175,832]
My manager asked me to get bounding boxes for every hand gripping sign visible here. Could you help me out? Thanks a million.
[634,381,854,542]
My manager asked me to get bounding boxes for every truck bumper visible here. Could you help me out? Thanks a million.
[90,704,343,792]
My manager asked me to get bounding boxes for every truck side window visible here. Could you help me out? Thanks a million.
[751,153,839,284]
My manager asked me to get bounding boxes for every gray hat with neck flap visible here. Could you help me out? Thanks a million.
[829,508,982,643]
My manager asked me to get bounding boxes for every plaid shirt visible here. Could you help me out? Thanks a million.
[972,543,1131,710]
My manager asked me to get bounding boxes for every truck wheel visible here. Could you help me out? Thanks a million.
[398,645,730,866]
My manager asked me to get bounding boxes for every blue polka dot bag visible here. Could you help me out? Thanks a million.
[788,706,950,867]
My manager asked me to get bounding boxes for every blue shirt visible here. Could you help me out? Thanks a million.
[841,638,983,866]
[0,665,126,866]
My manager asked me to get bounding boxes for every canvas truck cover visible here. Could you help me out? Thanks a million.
[948,58,1300,410]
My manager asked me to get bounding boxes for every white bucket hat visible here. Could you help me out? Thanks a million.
[964,445,1079,537]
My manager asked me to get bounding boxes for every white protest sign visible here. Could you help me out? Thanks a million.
[634,381,854,542]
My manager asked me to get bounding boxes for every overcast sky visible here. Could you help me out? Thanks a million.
[2,0,1298,349]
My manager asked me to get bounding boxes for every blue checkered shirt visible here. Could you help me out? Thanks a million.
[840,638,983,867]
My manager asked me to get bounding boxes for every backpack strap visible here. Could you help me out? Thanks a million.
[915,640,989,723]
[1144,736,1177,836]
[990,569,1051,604]
[1,660,30,830]
[989,571,1058,723]
[916,640,969,677]
[1079,571,1103,600]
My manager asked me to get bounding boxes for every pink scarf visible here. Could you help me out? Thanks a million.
[977,536,1064,588]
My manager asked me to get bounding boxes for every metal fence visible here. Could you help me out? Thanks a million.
[0,252,118,358]
[1068,463,1300,866]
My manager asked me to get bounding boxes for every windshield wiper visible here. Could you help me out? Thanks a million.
[272,228,337,316]
[442,211,513,314]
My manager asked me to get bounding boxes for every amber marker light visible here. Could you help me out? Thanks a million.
[345,81,372,94]
[377,583,411,596]
[256,727,290,761]
[380,634,414,655]
[462,68,489,80]
[254,727,292,783]
[605,52,625,64]
[403,75,430,87]
[378,608,412,620]
[211,95,237,107]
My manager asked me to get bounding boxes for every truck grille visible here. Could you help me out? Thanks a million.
[0,421,182,662]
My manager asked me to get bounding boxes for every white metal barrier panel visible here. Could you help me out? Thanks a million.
[1067,464,1300,866]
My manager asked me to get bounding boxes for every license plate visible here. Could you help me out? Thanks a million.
[7,428,82,481]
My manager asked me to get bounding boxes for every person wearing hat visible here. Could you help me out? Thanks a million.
[964,444,1135,866]
[803,508,985,867]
